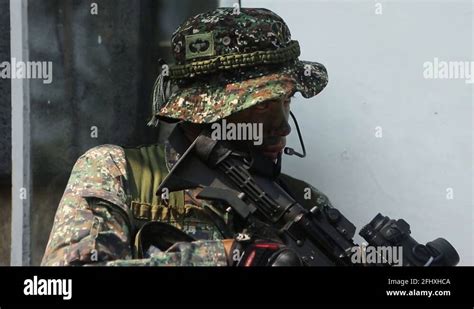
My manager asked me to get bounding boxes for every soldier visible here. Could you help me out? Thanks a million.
[41,7,331,266]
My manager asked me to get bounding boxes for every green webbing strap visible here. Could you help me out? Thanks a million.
[169,40,301,79]
[124,144,187,258]
[124,144,185,219]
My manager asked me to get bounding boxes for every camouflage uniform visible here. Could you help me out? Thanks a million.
[42,143,228,266]
[41,8,331,266]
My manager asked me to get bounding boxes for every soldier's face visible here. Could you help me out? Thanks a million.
[225,90,294,160]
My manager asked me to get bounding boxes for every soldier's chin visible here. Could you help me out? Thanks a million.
[262,150,282,160]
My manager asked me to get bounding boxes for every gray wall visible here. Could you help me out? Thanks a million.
[244,0,473,265]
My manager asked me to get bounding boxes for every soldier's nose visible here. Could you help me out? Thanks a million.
[274,121,291,137]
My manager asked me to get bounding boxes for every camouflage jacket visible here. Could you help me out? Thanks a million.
[41,142,333,266]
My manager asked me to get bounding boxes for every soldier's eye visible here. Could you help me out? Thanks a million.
[254,101,271,110]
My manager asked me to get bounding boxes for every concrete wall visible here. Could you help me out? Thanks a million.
[245,0,473,265]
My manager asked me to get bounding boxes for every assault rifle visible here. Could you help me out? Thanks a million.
[156,127,460,266]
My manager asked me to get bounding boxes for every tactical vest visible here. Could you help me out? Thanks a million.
[123,143,227,257]
[122,143,331,257]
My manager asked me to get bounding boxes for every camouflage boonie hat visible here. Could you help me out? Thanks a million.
[150,7,328,124]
